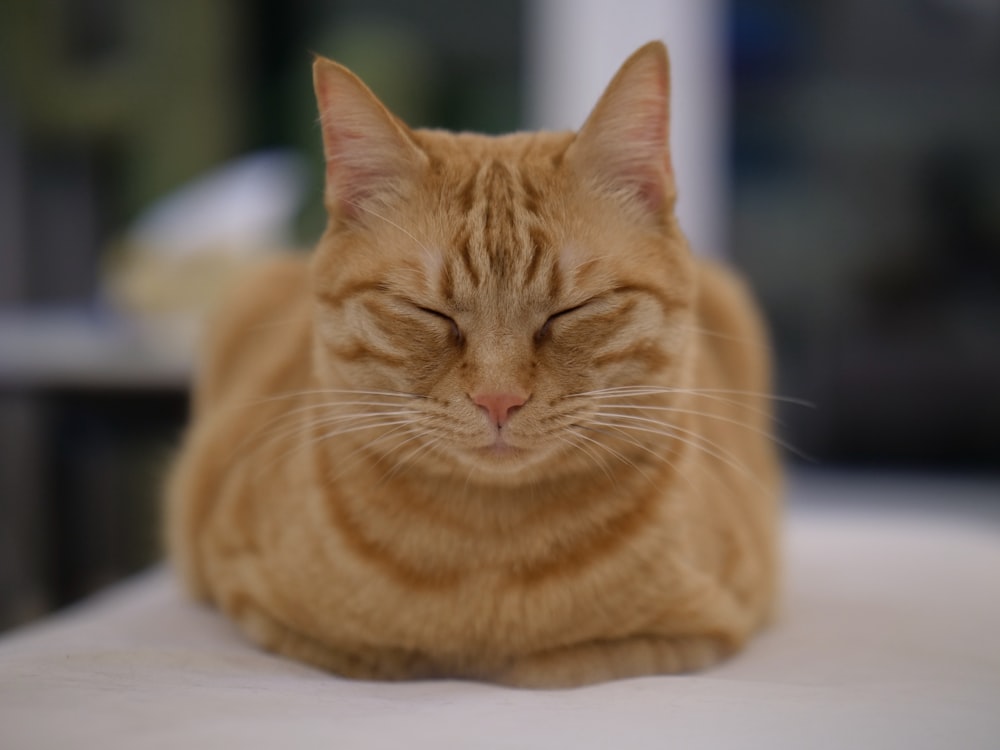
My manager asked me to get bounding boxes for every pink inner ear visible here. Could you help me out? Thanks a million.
[613,127,671,215]
[323,128,388,219]
[577,46,675,217]
[625,76,672,213]
[628,158,668,215]
[314,65,414,220]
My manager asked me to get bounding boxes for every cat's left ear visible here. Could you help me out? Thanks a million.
[313,56,426,220]
[567,41,675,219]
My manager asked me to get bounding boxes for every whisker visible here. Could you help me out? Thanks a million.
[553,432,618,487]
[311,418,424,444]
[245,408,422,461]
[326,421,420,480]
[570,426,656,486]
[341,198,436,263]
[369,423,431,474]
[593,406,811,461]
[681,324,772,350]
[591,394,777,422]
[219,389,425,444]
[585,417,766,492]
[566,385,813,408]
[576,423,698,495]
[379,432,446,485]
[239,388,425,408]
[255,402,423,436]
[251,416,422,481]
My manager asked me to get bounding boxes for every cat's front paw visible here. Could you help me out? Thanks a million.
[495,634,734,688]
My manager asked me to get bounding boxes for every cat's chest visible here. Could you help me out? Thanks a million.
[311,562,660,659]
[280,485,674,655]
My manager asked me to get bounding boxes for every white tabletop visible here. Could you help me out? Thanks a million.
[0,308,192,390]
[1,471,998,749]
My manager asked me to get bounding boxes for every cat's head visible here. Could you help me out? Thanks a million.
[310,42,696,485]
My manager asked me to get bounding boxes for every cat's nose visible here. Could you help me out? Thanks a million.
[472,391,528,428]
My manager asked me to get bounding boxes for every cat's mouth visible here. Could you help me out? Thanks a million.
[450,430,557,479]
[464,432,535,467]
[477,434,523,457]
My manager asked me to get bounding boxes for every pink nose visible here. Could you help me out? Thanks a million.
[472,391,528,428]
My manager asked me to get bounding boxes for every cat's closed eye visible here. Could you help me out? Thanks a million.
[416,305,463,345]
[535,301,592,343]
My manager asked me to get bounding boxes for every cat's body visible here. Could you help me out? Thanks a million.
[166,43,780,688]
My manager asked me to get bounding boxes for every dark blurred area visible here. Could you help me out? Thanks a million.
[0,0,997,632]
[729,0,1000,468]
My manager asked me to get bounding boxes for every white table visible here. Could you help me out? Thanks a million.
[2,471,998,749]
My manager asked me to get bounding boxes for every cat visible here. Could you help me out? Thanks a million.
[165,41,781,688]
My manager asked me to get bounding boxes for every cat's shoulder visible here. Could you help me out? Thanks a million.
[225,253,310,309]
[692,257,770,385]
[206,254,310,334]
[194,253,312,413]
[694,257,761,323]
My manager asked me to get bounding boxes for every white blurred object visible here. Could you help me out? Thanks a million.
[104,150,308,363]
[526,0,728,258]
[127,150,306,259]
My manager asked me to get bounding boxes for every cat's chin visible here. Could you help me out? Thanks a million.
[476,434,523,457]
[471,445,535,472]
[448,440,583,487]
[402,439,554,487]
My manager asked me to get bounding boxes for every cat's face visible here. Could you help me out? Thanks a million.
[311,43,694,485]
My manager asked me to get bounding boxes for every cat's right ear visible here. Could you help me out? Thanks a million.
[313,56,426,221]
[566,41,675,221]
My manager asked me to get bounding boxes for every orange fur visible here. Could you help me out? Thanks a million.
[165,42,780,688]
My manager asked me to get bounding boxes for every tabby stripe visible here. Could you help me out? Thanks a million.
[481,161,505,241]
[507,485,658,586]
[614,283,685,316]
[457,172,477,214]
[332,340,408,368]
[520,171,542,217]
[522,227,548,285]
[317,280,387,309]
[456,233,480,286]
[438,261,456,303]
[360,300,410,339]
[482,195,495,238]
[592,341,670,370]
[315,445,465,590]
[484,161,520,281]
[316,290,343,310]
[546,259,562,299]
[581,298,638,329]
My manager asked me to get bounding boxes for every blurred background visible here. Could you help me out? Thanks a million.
[0,0,998,633]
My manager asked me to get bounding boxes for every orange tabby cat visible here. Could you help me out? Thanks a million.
[166,41,780,688]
